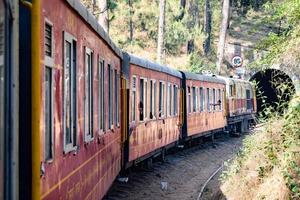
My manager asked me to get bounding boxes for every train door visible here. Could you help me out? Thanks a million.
[0,1,5,199]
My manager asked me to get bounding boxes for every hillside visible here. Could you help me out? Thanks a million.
[219,96,300,199]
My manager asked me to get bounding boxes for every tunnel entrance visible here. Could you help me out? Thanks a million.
[250,69,295,116]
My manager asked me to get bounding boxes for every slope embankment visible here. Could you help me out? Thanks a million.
[219,96,300,200]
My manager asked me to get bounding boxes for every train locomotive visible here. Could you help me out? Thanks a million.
[0,0,256,199]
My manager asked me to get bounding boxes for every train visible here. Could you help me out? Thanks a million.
[0,0,256,199]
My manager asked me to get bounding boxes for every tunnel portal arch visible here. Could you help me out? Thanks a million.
[250,69,296,115]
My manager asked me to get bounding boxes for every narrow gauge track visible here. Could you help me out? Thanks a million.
[105,133,246,200]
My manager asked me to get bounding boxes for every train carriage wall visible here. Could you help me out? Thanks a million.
[40,0,123,199]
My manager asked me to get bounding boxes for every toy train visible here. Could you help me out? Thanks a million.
[0,0,256,199]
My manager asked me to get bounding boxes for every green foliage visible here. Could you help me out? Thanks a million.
[221,96,300,199]
[250,0,300,70]
[187,52,217,73]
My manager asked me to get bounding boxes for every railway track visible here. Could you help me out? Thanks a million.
[105,133,246,200]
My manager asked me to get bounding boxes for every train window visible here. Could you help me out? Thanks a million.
[192,87,197,112]
[117,72,120,126]
[218,89,222,111]
[139,78,147,121]
[154,81,157,118]
[159,81,165,117]
[207,88,210,112]
[150,80,156,119]
[144,80,148,119]
[108,65,113,128]
[188,86,191,113]
[63,32,77,152]
[98,59,105,131]
[139,78,144,121]
[132,76,136,122]
[229,85,233,97]
[84,47,94,142]
[173,85,178,116]
[45,22,52,57]
[167,83,172,116]
[45,20,54,68]
[114,70,118,126]
[44,67,53,161]
[213,89,216,111]
[200,87,204,112]
[246,89,252,110]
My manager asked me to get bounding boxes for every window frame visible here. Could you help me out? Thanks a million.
[108,64,114,129]
[159,81,166,118]
[63,31,78,153]
[44,19,54,67]
[131,75,137,122]
[44,19,55,161]
[199,87,204,112]
[98,57,105,134]
[207,88,211,112]
[167,82,172,117]
[84,47,94,143]
[44,66,54,162]
[150,79,157,120]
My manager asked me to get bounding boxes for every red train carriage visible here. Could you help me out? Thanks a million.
[122,54,182,167]
[181,72,227,139]
[39,0,123,199]
[220,77,257,134]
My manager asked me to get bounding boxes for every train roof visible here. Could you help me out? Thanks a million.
[217,76,252,86]
[129,54,183,78]
[182,71,226,85]
[65,0,123,58]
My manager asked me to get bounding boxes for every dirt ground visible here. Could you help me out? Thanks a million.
[105,133,245,200]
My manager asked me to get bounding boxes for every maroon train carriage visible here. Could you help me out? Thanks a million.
[219,76,257,134]
[40,0,123,199]
[181,72,227,140]
[122,53,183,167]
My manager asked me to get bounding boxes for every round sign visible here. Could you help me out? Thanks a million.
[231,56,243,68]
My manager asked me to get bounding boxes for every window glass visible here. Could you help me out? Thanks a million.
[139,78,144,121]
[188,87,191,113]
[192,87,197,112]
[213,89,216,111]
[114,69,118,126]
[200,87,204,112]
[108,65,113,128]
[173,85,177,116]
[45,67,53,160]
[207,88,210,111]
[63,32,77,152]
[159,81,165,117]
[168,83,172,116]
[99,59,105,131]
[84,48,93,141]
[132,76,136,121]
[144,79,148,119]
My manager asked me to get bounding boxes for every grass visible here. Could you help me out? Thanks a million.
[220,96,300,200]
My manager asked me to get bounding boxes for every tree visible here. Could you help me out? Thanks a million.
[128,0,134,41]
[175,0,186,21]
[186,0,200,54]
[157,0,166,64]
[216,0,230,74]
[203,0,212,55]
[98,0,109,33]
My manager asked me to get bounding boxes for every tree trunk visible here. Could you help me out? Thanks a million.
[186,0,199,54]
[128,0,133,41]
[216,0,230,74]
[203,0,211,55]
[98,0,109,33]
[157,0,166,64]
[176,0,186,21]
